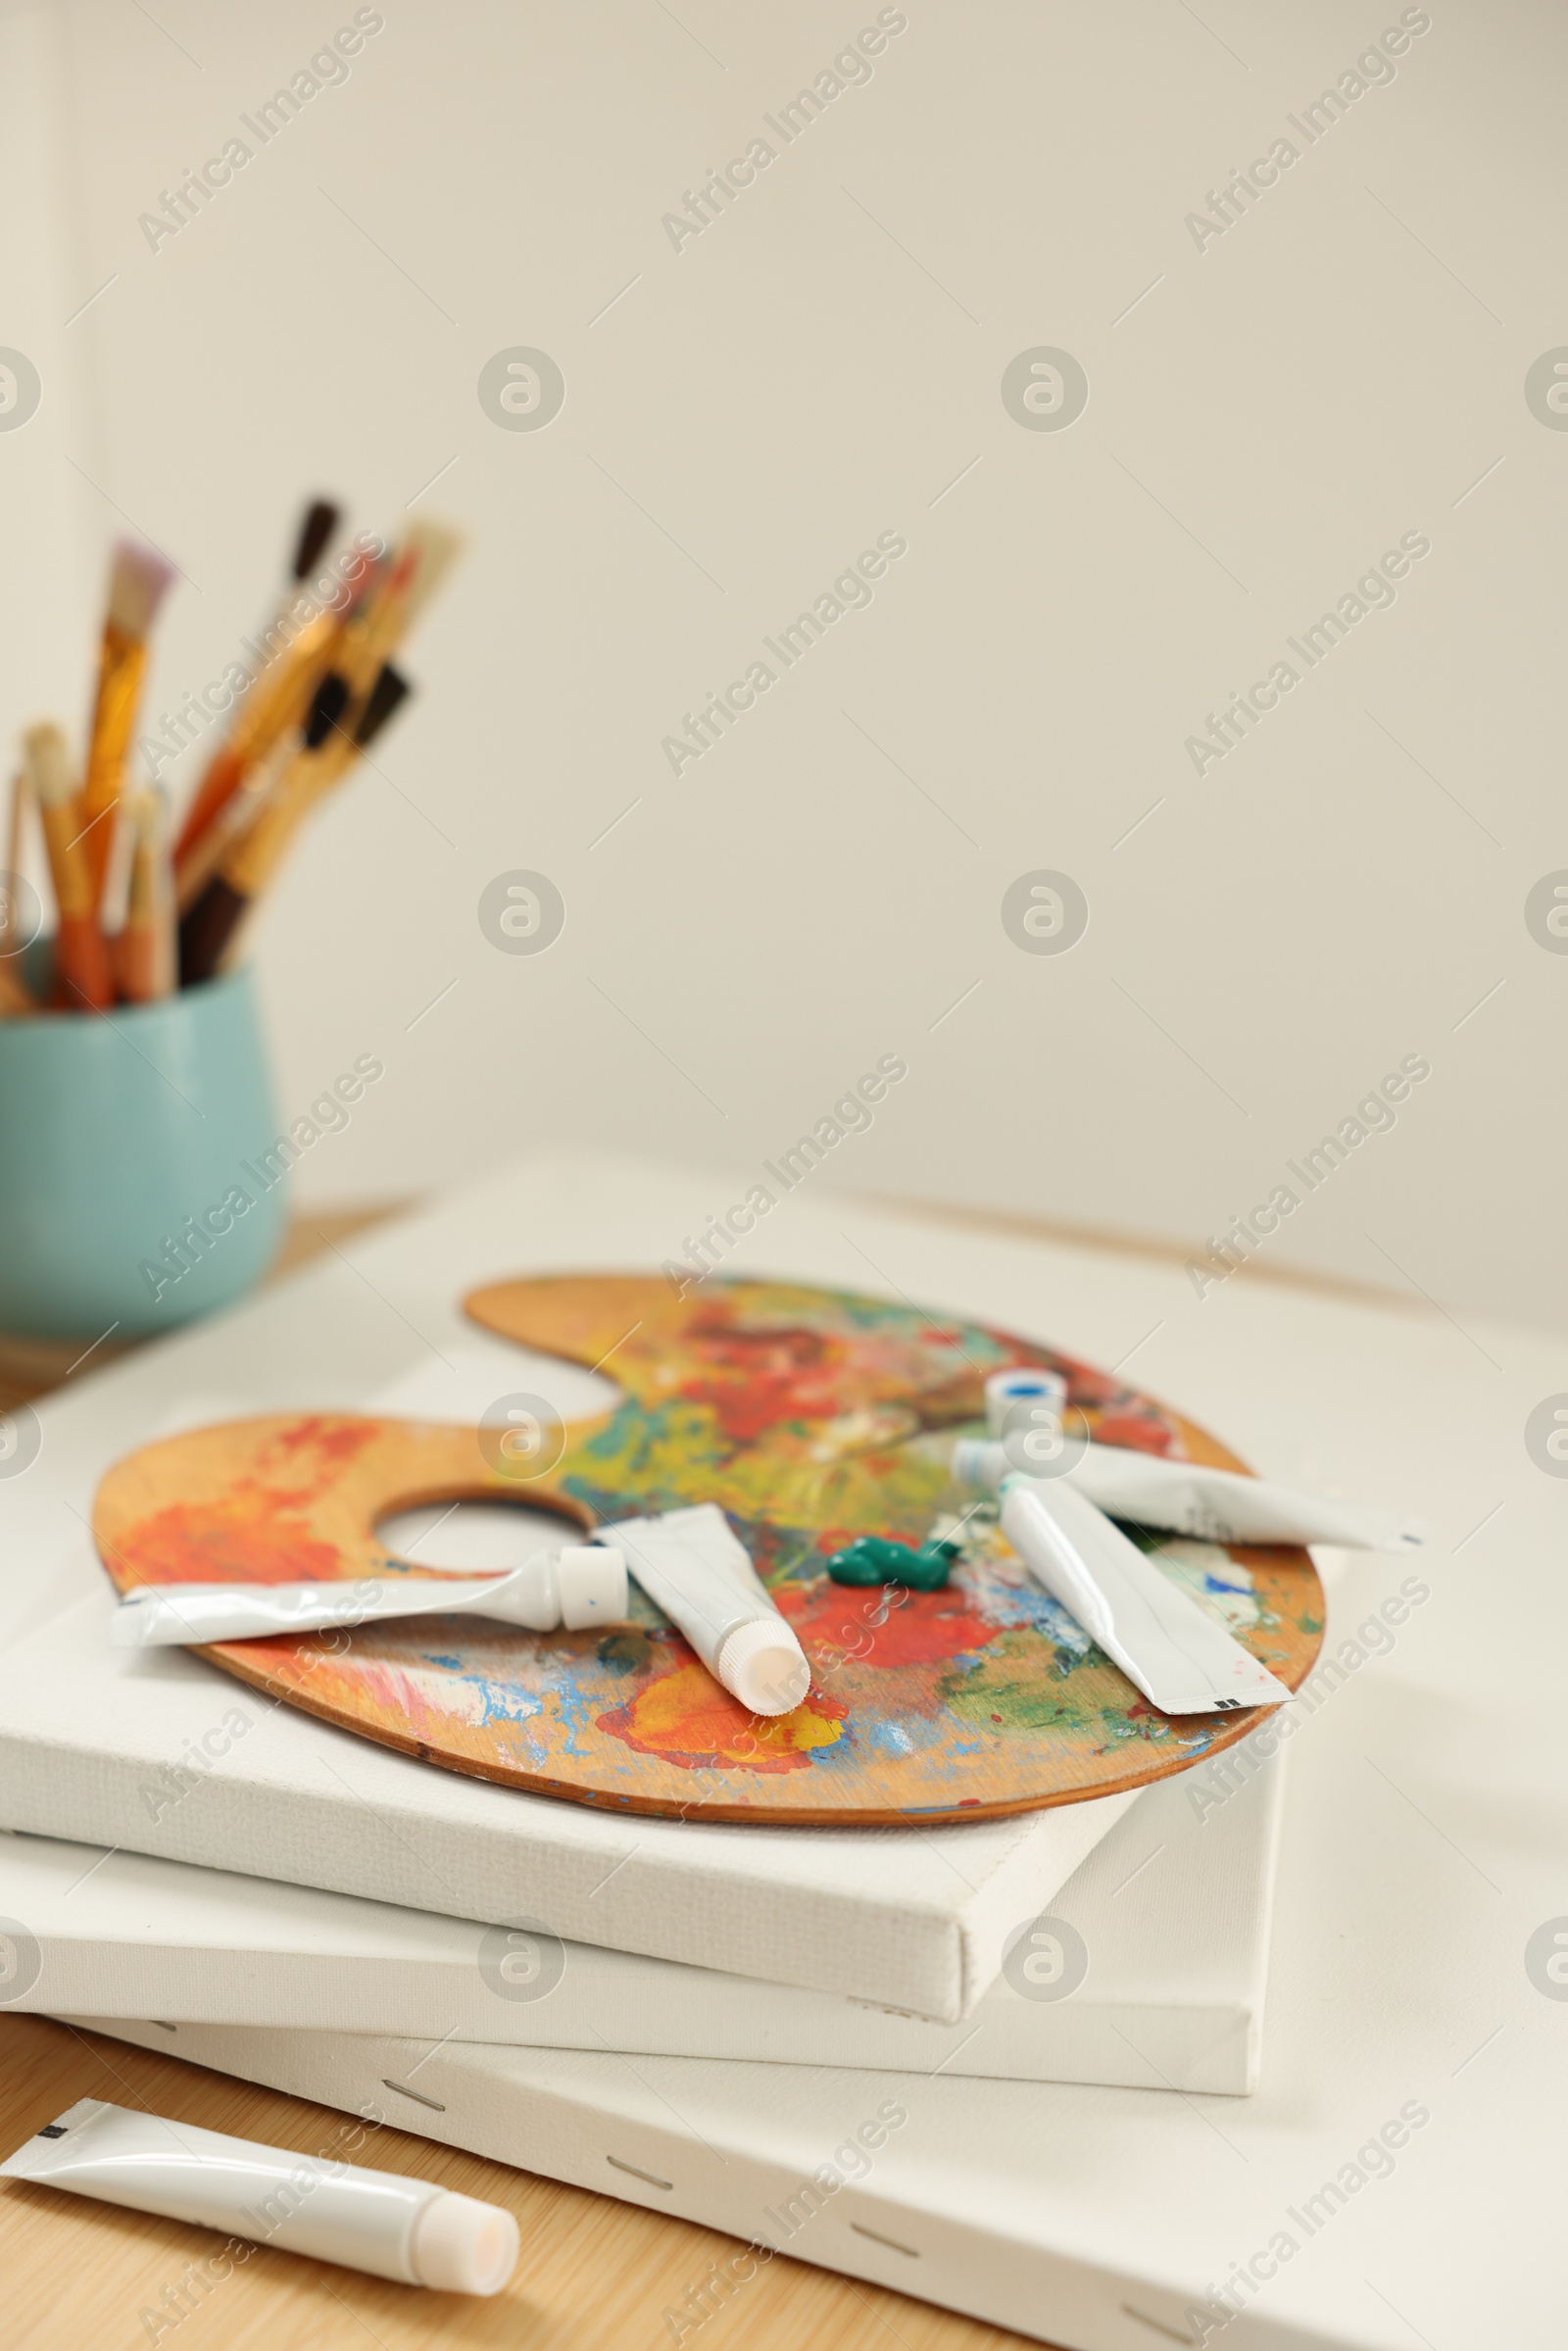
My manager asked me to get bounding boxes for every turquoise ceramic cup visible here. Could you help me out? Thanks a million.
[0,956,287,1339]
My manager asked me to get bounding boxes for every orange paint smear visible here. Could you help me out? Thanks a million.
[599,1654,847,1773]
[111,1419,378,1591]
[117,1485,344,1588]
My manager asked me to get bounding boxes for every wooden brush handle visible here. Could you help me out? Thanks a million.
[0,958,35,1016]
[81,625,145,904]
[220,736,358,902]
[172,609,339,867]
[37,799,113,1008]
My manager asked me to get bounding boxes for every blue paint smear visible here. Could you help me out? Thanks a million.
[972,1577,1094,1656]
[535,1656,602,1758]
[438,1674,543,1728]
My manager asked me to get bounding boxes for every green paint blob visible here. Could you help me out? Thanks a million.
[825,1535,957,1591]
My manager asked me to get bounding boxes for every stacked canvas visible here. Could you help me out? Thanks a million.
[0,1173,1286,2030]
[6,1149,1451,2346]
[0,1754,1285,2095]
[0,1573,1142,2021]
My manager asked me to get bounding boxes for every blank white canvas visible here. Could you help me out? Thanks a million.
[1,1755,1283,2095]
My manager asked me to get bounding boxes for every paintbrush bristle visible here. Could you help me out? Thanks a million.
[293,499,340,581]
[398,516,466,633]
[107,538,177,638]
[21,723,75,808]
[124,785,166,841]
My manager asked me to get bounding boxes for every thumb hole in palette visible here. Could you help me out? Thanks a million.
[375,1499,584,1576]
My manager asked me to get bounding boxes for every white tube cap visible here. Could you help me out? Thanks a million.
[410,2189,520,2294]
[985,1367,1066,1439]
[557,1544,627,1631]
[716,1616,811,1716]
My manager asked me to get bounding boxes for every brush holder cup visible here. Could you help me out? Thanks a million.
[0,955,286,1340]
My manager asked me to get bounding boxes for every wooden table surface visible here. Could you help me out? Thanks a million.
[0,1206,1045,2351]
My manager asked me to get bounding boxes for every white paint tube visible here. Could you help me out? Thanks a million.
[952,1438,1425,1552]
[0,2098,518,2292]
[596,1502,810,1717]
[108,1547,628,1648]
[996,1475,1294,1716]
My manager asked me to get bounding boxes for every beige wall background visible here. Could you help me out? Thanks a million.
[4,0,1562,1330]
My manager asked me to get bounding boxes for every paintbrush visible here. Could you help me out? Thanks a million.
[116,787,175,1003]
[22,723,115,1009]
[175,515,455,982]
[325,517,462,727]
[177,664,412,985]
[172,500,361,893]
[79,540,176,906]
[172,730,296,913]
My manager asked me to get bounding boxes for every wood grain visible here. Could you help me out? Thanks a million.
[0,2013,1044,2351]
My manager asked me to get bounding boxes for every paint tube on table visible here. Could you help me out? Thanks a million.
[0,2098,518,2292]
[995,1474,1293,1716]
[596,1501,810,1717]
[108,1547,628,1648]
[952,1438,1425,1552]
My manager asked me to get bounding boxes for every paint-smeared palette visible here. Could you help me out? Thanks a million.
[92,1276,1324,1825]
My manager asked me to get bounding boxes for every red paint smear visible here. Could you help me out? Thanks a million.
[264,1417,378,1473]
[1092,1413,1176,1457]
[678,1320,853,1445]
[778,1581,1001,1668]
[118,1485,344,1588]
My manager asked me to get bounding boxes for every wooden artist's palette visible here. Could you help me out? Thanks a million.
[93,1276,1324,1826]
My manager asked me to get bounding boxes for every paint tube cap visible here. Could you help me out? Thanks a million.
[951,1439,1006,1491]
[557,1544,627,1631]
[716,1616,811,1716]
[985,1368,1066,1439]
[410,2190,520,2294]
